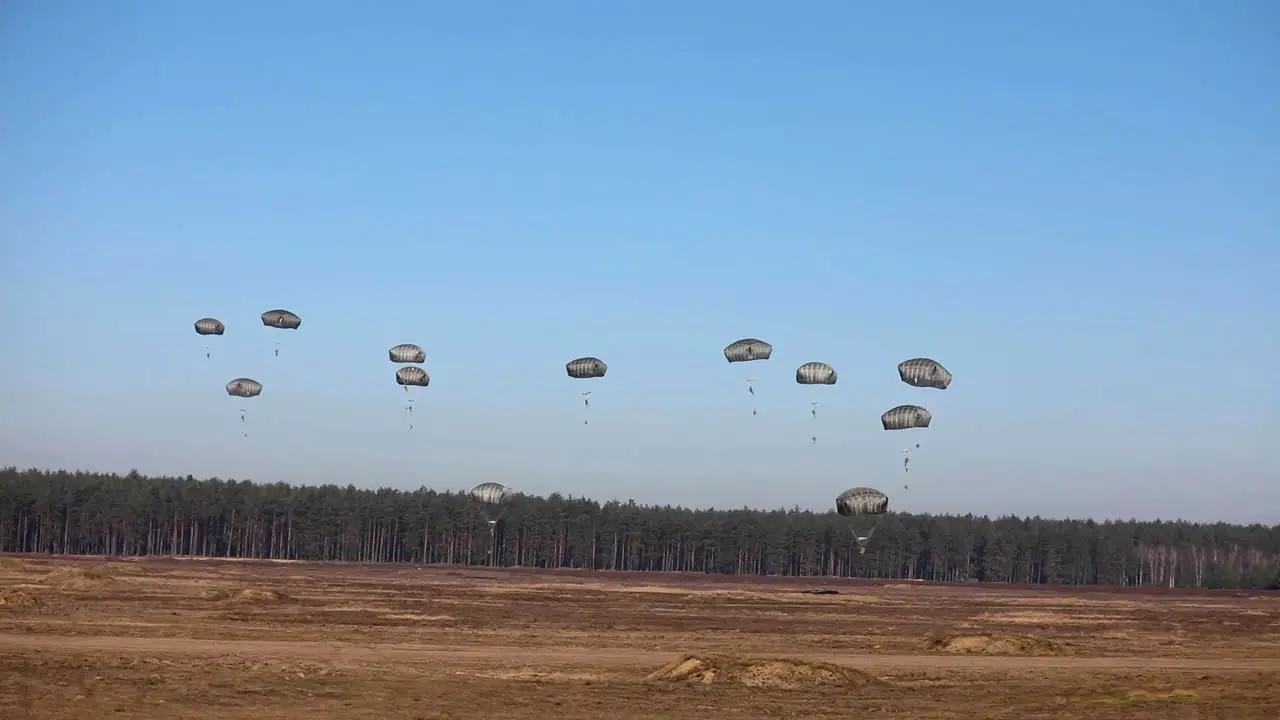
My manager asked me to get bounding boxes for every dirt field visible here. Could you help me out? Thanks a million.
[1,555,1277,718]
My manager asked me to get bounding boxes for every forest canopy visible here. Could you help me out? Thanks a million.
[1,466,1276,591]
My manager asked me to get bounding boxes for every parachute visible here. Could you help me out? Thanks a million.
[881,404,932,431]
[395,367,430,388]
[796,361,836,385]
[724,338,772,415]
[260,309,301,329]
[566,357,607,379]
[389,344,426,364]
[194,318,225,336]
[882,404,932,487]
[394,367,430,429]
[225,378,262,437]
[723,338,772,363]
[470,481,513,506]
[835,486,889,555]
[194,318,225,359]
[225,377,263,398]
[470,482,513,566]
[796,362,837,443]
[566,357,607,424]
[261,309,302,357]
[898,358,951,390]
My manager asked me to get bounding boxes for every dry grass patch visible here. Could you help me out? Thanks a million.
[975,610,1120,625]
[0,587,42,608]
[646,653,879,690]
[1095,688,1200,705]
[203,587,295,604]
[922,633,1067,655]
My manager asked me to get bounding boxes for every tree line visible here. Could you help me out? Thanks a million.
[2,466,1277,590]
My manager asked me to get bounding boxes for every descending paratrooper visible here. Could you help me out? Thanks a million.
[225,378,263,438]
[566,357,607,425]
[194,317,225,359]
[836,486,889,555]
[724,338,772,416]
[796,362,837,444]
[261,309,302,356]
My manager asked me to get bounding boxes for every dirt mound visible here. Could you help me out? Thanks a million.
[922,633,1065,655]
[38,567,116,591]
[646,654,877,690]
[0,588,42,608]
[204,587,295,604]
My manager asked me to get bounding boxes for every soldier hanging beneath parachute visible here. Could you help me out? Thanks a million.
[194,318,225,359]
[225,378,262,438]
[469,482,513,566]
[724,338,772,416]
[395,366,429,430]
[796,362,836,443]
[261,309,302,356]
[566,357,607,424]
[836,486,889,555]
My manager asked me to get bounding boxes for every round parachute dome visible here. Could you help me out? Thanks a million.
[724,338,773,363]
[470,482,512,504]
[395,366,430,387]
[836,487,888,517]
[566,357,607,379]
[261,309,302,330]
[796,362,837,385]
[225,378,263,398]
[881,405,932,430]
[194,318,225,336]
[898,358,952,390]
[389,344,426,364]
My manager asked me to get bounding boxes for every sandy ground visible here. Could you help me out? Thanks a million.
[1,555,1277,719]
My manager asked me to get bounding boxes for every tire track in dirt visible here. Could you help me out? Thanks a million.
[3,633,1277,673]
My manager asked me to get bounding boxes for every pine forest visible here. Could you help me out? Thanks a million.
[2,466,1277,591]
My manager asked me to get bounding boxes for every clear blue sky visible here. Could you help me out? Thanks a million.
[1,1,1276,523]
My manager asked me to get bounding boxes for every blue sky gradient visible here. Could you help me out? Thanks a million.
[1,1,1276,522]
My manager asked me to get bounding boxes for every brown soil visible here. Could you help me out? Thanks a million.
[0,554,1277,719]
[0,588,41,609]
[37,566,117,591]
[922,632,1068,655]
[646,653,878,689]
[202,587,295,604]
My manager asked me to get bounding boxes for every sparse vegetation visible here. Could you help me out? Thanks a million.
[0,557,1277,718]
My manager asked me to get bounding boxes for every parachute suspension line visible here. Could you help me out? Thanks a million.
[852,517,887,556]
[901,442,921,490]
[487,521,497,567]
[487,506,508,567]
[810,400,820,445]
